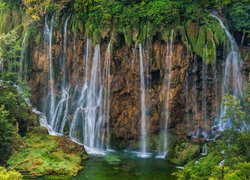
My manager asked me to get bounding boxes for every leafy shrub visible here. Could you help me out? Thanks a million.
[0,166,22,180]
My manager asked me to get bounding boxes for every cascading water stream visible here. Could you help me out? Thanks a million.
[163,30,174,157]
[139,43,148,157]
[212,32,219,112]
[84,44,105,153]
[69,43,110,155]
[157,30,174,158]
[211,14,247,131]
[69,39,91,144]
[201,46,208,139]
[20,32,27,80]
[103,43,111,149]
[51,15,71,133]
[43,15,56,127]
[193,56,199,118]
[185,71,189,123]
[202,47,208,123]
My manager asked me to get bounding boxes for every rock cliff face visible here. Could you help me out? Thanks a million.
[27,24,249,148]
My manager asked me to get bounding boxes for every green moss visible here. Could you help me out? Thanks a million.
[186,21,199,51]
[7,127,86,177]
[205,39,216,64]
[122,26,132,46]
[93,28,101,45]
[167,141,200,165]
[184,19,221,64]
[210,19,225,45]
[194,26,206,57]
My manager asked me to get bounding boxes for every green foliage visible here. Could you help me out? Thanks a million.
[0,166,22,180]
[0,80,36,165]
[210,162,250,180]
[167,141,200,165]
[0,30,21,72]
[0,81,38,135]
[71,0,227,47]
[142,0,179,26]
[223,1,250,36]
[222,93,245,129]
[179,1,209,24]
[0,105,15,164]
[173,131,250,179]
[22,0,70,21]
[8,127,85,177]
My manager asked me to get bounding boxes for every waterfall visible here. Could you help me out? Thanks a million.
[51,15,71,133]
[185,71,189,122]
[212,32,219,112]
[211,14,246,131]
[84,45,103,150]
[69,39,90,145]
[163,30,174,157]
[157,30,174,158]
[202,47,208,123]
[20,32,27,80]
[202,46,208,139]
[193,56,199,117]
[43,15,56,126]
[69,43,109,155]
[139,43,148,157]
[103,43,111,149]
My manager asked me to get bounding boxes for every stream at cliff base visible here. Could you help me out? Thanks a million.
[74,151,177,180]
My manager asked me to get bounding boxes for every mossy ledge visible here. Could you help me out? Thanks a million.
[7,127,87,178]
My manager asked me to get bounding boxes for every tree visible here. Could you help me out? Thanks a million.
[0,30,21,73]
[223,0,250,45]
[222,93,245,129]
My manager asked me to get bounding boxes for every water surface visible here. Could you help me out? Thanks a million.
[74,151,177,180]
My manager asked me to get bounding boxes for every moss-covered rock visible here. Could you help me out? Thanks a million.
[167,141,200,165]
[7,127,87,177]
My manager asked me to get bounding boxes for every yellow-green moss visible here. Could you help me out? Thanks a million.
[7,127,86,177]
